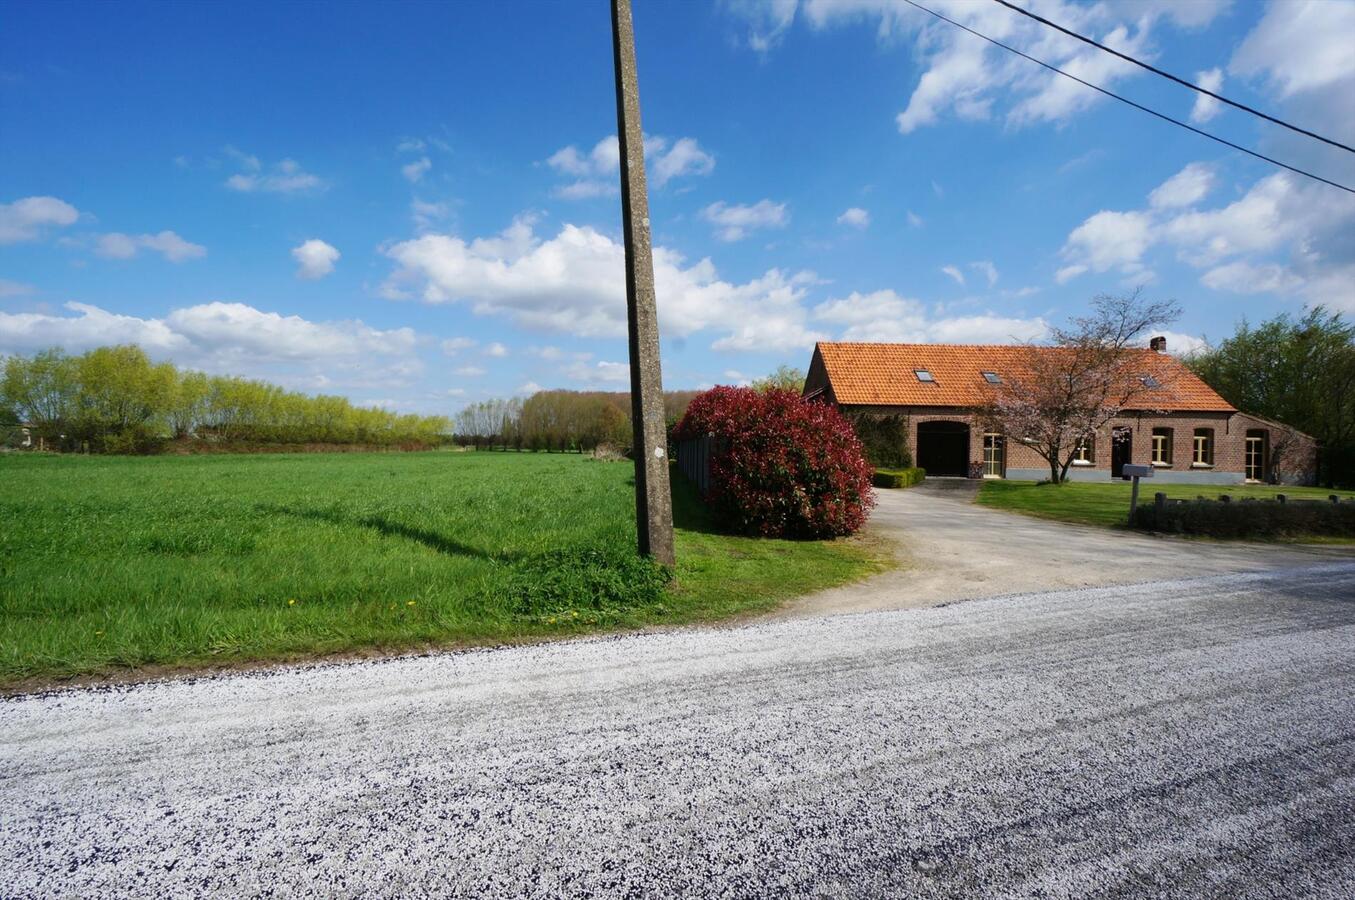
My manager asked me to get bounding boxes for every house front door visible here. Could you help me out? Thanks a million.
[1111,427,1132,478]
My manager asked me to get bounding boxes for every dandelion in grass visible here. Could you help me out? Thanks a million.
[406,600,416,606]
[288,599,296,606]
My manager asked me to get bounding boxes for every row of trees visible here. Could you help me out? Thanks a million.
[1188,308,1354,487]
[453,390,700,453]
[1,346,450,452]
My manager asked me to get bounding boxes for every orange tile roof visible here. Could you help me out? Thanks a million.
[814,342,1236,412]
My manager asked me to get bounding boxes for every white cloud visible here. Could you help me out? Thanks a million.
[546,133,715,197]
[225,155,324,194]
[649,137,716,186]
[0,302,189,355]
[969,260,999,287]
[554,179,614,200]
[1190,68,1225,123]
[1148,162,1215,209]
[940,265,965,286]
[95,230,206,263]
[0,279,35,298]
[907,210,924,228]
[1059,165,1355,309]
[732,0,799,53]
[811,289,1047,344]
[382,216,825,352]
[1058,210,1154,278]
[162,302,416,360]
[94,233,138,259]
[517,381,543,395]
[1230,0,1355,97]
[0,299,422,396]
[0,196,80,244]
[483,341,509,358]
[1055,264,1087,284]
[401,156,432,183]
[440,337,476,355]
[454,365,486,377]
[562,360,630,385]
[728,0,1228,134]
[701,199,789,241]
[837,207,870,228]
[291,239,340,279]
[411,199,450,231]
[1199,260,1305,295]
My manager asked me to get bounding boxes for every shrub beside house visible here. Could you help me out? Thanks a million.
[673,386,875,538]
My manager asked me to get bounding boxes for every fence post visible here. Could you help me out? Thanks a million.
[1332,495,1341,505]
[1219,494,1231,504]
[1153,492,1166,529]
[1276,494,1286,504]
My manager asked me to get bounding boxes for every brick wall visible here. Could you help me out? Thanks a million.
[840,404,1315,484]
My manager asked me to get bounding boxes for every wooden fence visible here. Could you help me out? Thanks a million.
[675,435,714,494]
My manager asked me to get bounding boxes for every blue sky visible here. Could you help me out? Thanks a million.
[2,0,1353,414]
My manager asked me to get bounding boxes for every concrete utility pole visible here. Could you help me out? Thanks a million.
[610,0,675,565]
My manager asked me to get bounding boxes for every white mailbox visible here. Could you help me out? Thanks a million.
[1121,464,1154,479]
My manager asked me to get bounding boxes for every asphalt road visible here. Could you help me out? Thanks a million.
[3,564,1355,898]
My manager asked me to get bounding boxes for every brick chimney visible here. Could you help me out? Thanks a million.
[1149,335,1167,353]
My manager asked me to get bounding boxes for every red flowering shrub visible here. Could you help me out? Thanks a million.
[673,386,875,538]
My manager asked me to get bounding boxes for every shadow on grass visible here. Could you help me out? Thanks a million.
[262,504,516,562]
[670,468,725,536]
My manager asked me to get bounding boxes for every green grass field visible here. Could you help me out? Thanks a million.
[977,479,1355,529]
[0,451,890,687]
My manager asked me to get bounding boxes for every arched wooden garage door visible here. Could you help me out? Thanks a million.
[916,421,970,477]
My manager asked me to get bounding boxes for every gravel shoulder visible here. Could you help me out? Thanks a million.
[3,564,1354,897]
[781,480,1355,618]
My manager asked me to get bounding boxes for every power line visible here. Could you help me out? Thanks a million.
[897,0,1354,195]
[990,0,1355,155]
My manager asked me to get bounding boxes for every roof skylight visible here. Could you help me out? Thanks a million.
[981,371,1001,384]
[915,369,935,382]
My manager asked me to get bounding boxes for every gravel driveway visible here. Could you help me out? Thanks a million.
[3,563,1354,897]
[784,481,1355,617]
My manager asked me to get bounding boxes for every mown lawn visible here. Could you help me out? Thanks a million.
[0,451,891,687]
[977,479,1355,529]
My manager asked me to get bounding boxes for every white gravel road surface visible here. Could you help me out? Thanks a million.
[4,562,1354,898]
[784,483,1355,617]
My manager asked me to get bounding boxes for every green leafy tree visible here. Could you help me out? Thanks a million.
[0,345,450,453]
[1189,307,1355,487]
[1,348,77,446]
[751,365,806,393]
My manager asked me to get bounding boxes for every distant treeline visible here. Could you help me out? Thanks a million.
[1,346,450,453]
[454,390,699,452]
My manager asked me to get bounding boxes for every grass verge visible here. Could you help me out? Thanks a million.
[977,479,1355,533]
[0,451,890,688]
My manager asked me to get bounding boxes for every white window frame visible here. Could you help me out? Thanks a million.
[1151,428,1172,466]
[1192,429,1214,467]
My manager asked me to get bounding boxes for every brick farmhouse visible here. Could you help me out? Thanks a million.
[804,340,1316,485]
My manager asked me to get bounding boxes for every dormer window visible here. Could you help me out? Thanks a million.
[981,371,1001,384]
[915,369,935,382]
